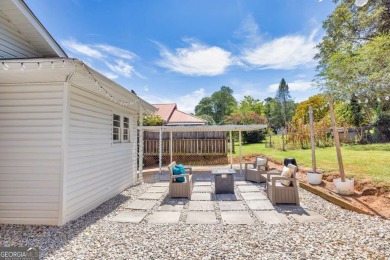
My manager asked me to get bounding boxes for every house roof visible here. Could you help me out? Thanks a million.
[152,103,206,125]
[0,0,67,58]
[153,104,177,122]
[167,109,207,125]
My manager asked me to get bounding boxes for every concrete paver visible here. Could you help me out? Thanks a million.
[246,200,275,210]
[126,200,157,210]
[138,192,164,200]
[219,201,246,211]
[254,211,290,224]
[191,193,212,201]
[241,192,268,201]
[186,212,218,224]
[188,201,215,211]
[111,211,148,223]
[148,212,181,224]
[221,211,254,225]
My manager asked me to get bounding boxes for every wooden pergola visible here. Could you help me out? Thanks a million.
[137,124,267,175]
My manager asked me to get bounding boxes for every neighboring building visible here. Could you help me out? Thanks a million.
[153,103,206,126]
[0,0,155,225]
[143,104,227,166]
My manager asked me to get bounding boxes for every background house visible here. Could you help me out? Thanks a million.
[0,0,155,225]
[143,104,228,166]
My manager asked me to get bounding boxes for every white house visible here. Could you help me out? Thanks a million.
[0,0,156,225]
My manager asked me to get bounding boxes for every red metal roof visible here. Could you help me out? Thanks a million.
[153,103,206,125]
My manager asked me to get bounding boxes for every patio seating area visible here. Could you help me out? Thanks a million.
[1,170,389,259]
[111,172,321,225]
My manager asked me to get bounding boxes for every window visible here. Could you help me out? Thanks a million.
[123,117,130,142]
[113,114,121,143]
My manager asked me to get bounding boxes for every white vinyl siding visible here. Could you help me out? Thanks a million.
[0,9,42,58]
[65,85,138,223]
[0,83,63,225]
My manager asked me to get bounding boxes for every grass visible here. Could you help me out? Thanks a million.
[233,137,390,185]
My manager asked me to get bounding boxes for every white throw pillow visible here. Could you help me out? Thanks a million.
[256,158,267,167]
[280,166,292,186]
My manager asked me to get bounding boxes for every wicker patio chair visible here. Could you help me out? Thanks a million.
[167,161,193,199]
[244,156,269,183]
[266,164,300,205]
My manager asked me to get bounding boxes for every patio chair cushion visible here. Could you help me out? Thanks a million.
[256,158,267,167]
[280,166,292,186]
[173,164,186,182]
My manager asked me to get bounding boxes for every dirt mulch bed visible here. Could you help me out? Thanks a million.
[234,154,390,219]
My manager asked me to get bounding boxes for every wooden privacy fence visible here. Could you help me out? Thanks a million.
[144,138,227,155]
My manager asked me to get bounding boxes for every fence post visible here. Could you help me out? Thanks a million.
[309,106,317,173]
[158,126,162,174]
[239,130,242,174]
[169,131,173,163]
[229,131,233,169]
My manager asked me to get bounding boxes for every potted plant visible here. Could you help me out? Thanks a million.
[307,106,323,185]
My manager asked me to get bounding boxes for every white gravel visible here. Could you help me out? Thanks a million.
[1,177,389,260]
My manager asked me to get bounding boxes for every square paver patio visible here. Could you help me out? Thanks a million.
[246,200,275,210]
[186,212,218,224]
[220,211,254,225]
[138,192,164,200]
[289,210,326,223]
[219,201,246,211]
[191,193,212,201]
[241,192,268,201]
[111,211,148,223]
[237,185,261,193]
[146,187,168,193]
[188,201,215,211]
[193,186,213,193]
[148,212,181,224]
[125,200,157,210]
[254,211,290,224]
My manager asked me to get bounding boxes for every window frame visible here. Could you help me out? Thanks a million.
[123,116,130,143]
[112,114,121,143]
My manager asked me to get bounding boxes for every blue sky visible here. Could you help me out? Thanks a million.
[26,0,336,113]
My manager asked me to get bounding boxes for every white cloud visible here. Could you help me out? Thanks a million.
[95,44,136,60]
[234,15,261,46]
[61,38,142,79]
[105,60,135,78]
[62,39,104,58]
[267,80,314,93]
[141,88,206,114]
[242,30,318,70]
[156,40,233,76]
[102,72,118,80]
[144,85,149,91]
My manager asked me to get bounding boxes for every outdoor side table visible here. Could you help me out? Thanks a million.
[211,169,236,194]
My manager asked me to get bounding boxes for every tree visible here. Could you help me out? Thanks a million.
[236,96,264,115]
[224,111,267,143]
[195,86,237,124]
[292,94,328,125]
[274,78,295,129]
[315,0,390,102]
[139,114,164,126]
[197,114,216,125]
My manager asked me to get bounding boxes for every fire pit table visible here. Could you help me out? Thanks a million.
[211,169,236,194]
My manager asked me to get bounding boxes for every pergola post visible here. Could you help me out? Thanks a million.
[169,131,173,163]
[138,106,144,180]
[229,131,233,169]
[239,130,242,174]
[158,126,162,174]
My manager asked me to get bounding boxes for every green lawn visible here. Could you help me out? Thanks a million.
[234,140,390,185]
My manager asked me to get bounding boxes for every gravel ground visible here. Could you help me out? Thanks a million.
[1,175,389,260]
